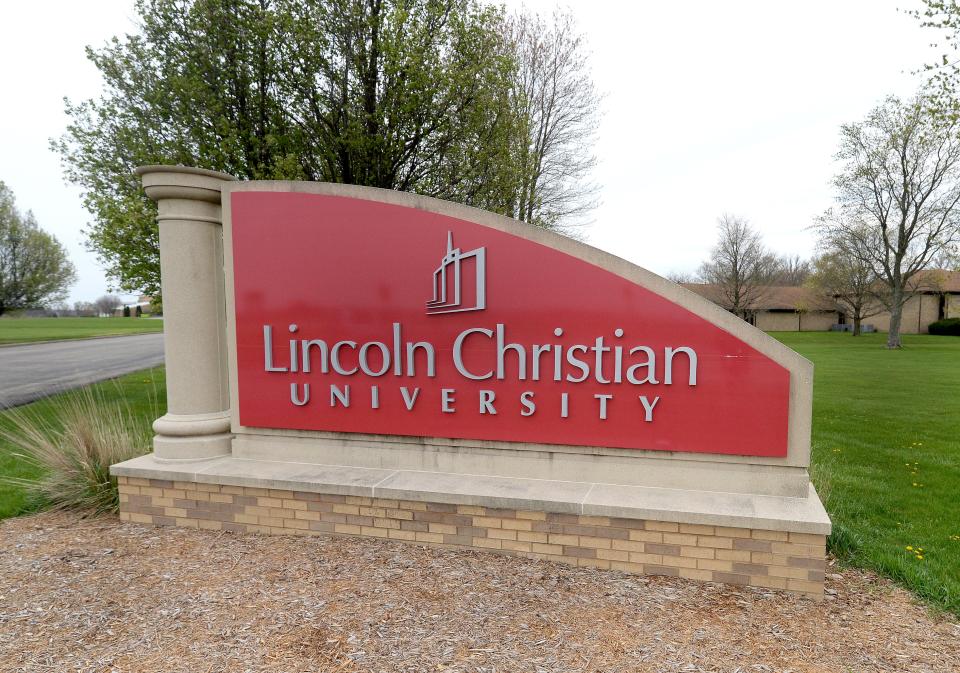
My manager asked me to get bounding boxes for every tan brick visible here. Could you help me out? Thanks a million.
[715,526,751,539]
[162,489,186,500]
[661,554,698,569]
[645,521,679,532]
[195,483,221,492]
[334,524,362,535]
[644,564,679,577]
[579,536,612,550]
[371,498,399,508]
[787,578,824,595]
[294,510,321,521]
[612,539,646,552]
[332,504,361,516]
[698,536,734,549]
[472,537,501,549]
[712,571,749,586]
[388,529,417,541]
[198,520,222,530]
[163,507,188,518]
[678,568,714,581]
[345,495,372,506]
[697,558,733,572]
[662,533,698,546]
[209,493,233,504]
[679,546,714,560]
[611,561,646,574]
[270,508,293,519]
[517,531,549,543]
[244,506,271,517]
[118,485,139,495]
[374,518,401,530]
[628,530,662,543]
[752,529,789,541]
[235,514,260,525]
[257,497,284,509]
[361,526,389,538]
[515,510,546,521]
[767,565,810,580]
[175,518,199,528]
[771,542,824,557]
[221,485,245,495]
[243,487,270,497]
[127,477,151,487]
[751,552,790,566]
[140,486,164,497]
[129,513,153,524]
[488,528,517,541]
[715,549,752,562]
[384,509,413,520]
[359,506,386,517]
[501,539,532,553]
[457,505,486,516]
[628,552,663,565]
[153,497,174,508]
[258,517,285,528]
[578,516,610,526]
[577,558,611,570]
[119,494,129,504]
[474,517,503,529]
[548,533,579,546]
[678,523,714,535]
[531,543,562,555]
[284,518,309,530]
[282,499,308,511]
[501,519,533,531]
[788,532,825,546]
[415,532,444,544]
[750,575,789,590]
[597,548,630,562]
[400,500,428,511]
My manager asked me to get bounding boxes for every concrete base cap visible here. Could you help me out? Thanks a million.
[111,454,831,535]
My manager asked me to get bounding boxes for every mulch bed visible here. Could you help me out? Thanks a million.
[0,511,957,672]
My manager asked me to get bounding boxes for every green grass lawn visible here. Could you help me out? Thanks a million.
[0,368,165,518]
[0,317,163,344]
[771,332,960,616]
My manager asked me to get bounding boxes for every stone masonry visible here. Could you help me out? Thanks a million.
[118,476,827,598]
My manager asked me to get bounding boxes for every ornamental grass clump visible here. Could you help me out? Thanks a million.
[0,389,153,514]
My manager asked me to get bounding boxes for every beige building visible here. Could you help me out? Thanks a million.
[684,270,960,334]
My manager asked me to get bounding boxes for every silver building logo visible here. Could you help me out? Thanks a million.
[426,231,486,315]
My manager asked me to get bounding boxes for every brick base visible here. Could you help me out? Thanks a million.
[117,477,826,597]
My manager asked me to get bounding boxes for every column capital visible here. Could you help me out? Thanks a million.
[135,165,236,204]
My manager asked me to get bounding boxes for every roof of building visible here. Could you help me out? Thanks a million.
[683,269,960,312]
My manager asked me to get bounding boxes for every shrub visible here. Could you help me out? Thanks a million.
[0,389,153,514]
[928,318,960,335]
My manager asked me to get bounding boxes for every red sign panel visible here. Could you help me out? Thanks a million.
[231,191,790,457]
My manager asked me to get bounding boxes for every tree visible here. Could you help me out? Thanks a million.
[0,182,76,316]
[808,220,883,336]
[770,254,811,286]
[697,214,777,320]
[502,9,600,234]
[94,294,121,317]
[55,0,599,297]
[817,94,960,348]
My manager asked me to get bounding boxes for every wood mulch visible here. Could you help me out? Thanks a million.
[0,511,957,673]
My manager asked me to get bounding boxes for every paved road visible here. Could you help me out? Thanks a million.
[0,334,165,409]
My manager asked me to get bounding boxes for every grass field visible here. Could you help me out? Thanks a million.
[772,332,960,616]
[0,332,957,615]
[0,368,164,519]
[0,317,163,344]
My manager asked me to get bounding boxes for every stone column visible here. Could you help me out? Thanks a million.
[136,165,236,460]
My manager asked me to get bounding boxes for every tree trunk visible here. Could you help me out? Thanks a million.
[887,295,904,348]
[853,315,861,336]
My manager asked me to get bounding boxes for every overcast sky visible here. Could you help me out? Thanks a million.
[0,0,943,302]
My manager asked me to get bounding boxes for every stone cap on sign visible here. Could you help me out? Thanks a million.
[111,454,831,535]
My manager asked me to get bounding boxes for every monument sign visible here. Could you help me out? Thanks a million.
[113,167,830,597]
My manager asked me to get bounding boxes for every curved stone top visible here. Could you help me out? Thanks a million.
[136,165,237,204]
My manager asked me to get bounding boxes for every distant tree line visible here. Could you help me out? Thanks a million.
[55,0,601,301]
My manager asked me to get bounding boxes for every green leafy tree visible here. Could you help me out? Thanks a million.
[56,0,599,297]
[0,182,77,316]
[816,94,960,348]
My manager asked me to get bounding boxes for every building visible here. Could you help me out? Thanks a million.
[683,269,960,334]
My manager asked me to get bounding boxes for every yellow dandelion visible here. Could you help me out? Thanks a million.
[906,545,913,550]
[917,555,924,560]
